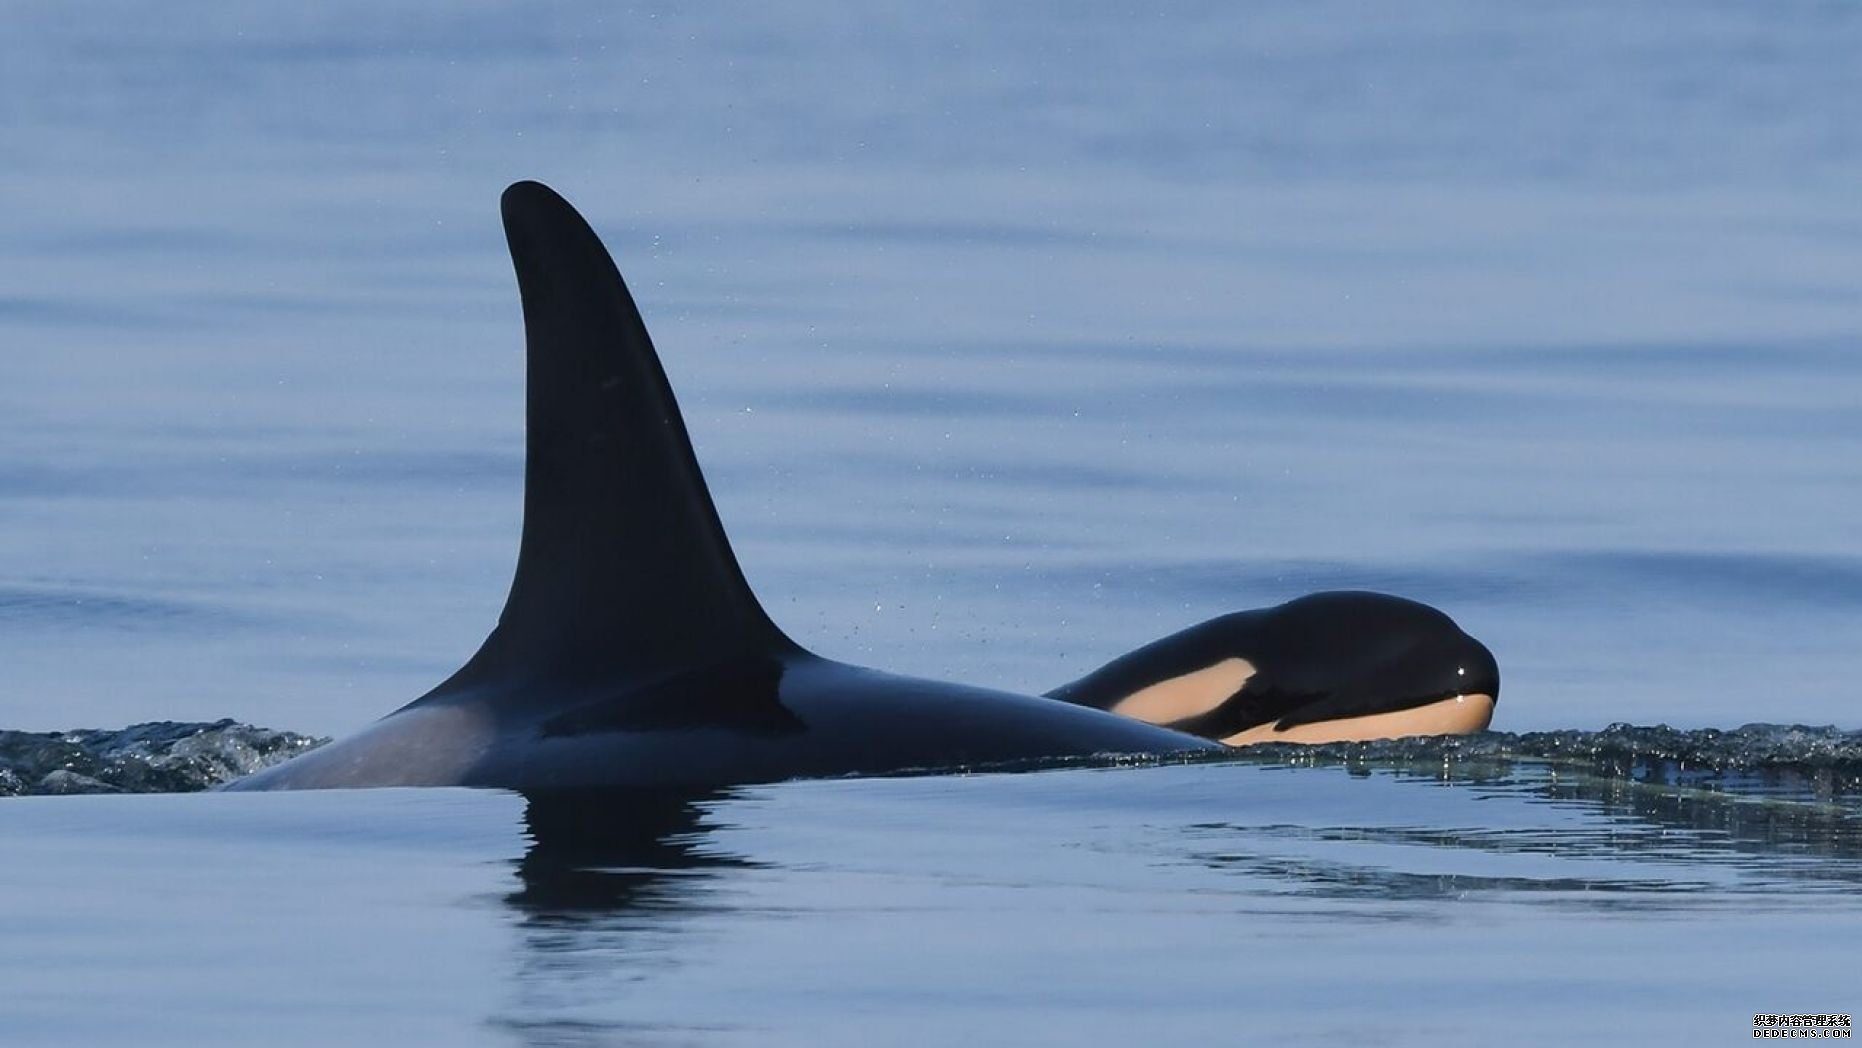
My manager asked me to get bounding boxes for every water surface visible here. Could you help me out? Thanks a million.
[4,760,1858,1046]
[2,2,1859,1043]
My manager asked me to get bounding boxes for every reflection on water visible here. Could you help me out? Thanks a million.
[505,755,1862,927]
[1204,730,1862,906]
[499,789,758,1046]
[1184,767,1862,909]
[483,759,1862,1042]
[7,0,1862,1040]
[511,788,749,917]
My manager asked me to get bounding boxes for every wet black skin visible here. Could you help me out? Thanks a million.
[229,181,1212,792]
[226,181,1496,792]
[1047,591,1501,739]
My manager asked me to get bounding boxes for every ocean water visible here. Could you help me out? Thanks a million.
[2,2,1859,1043]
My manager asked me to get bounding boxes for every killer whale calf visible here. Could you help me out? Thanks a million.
[1048,591,1496,746]
[227,181,1497,792]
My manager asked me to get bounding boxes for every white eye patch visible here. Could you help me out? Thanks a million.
[1109,658,1257,726]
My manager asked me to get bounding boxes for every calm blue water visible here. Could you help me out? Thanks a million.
[4,765,1860,1046]
[2,2,1859,1042]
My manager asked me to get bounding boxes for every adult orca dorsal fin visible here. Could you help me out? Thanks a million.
[429,181,795,699]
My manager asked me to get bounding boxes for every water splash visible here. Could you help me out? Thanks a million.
[1233,722,1862,805]
[2,720,1859,801]
[0,720,327,796]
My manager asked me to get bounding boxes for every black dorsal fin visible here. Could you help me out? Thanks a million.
[424,181,794,700]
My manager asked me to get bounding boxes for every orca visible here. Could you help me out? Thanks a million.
[1047,591,1497,745]
[226,181,1496,792]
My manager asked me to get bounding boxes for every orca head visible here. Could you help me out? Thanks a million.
[1212,591,1499,745]
[1050,590,1499,746]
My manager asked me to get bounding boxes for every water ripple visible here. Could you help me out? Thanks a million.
[6,719,1860,805]
[0,720,325,796]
